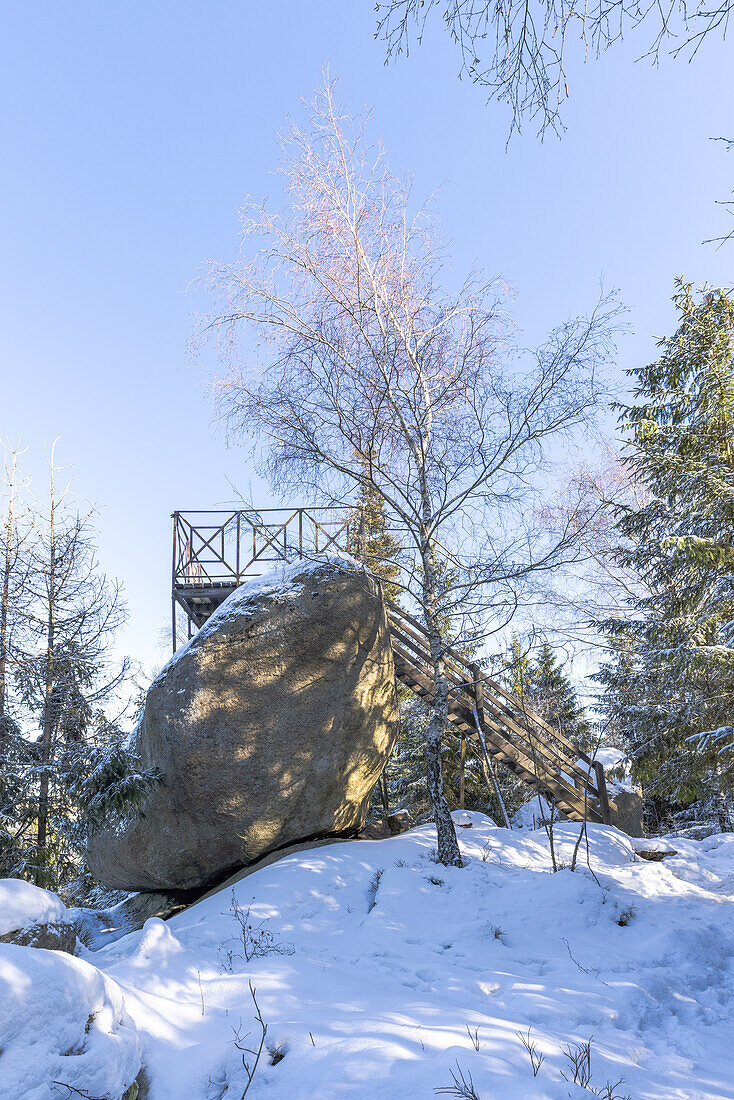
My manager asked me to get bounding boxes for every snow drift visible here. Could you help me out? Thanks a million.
[3,814,734,1098]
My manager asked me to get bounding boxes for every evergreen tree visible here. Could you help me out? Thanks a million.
[595,281,734,811]
[356,451,402,602]
[500,634,595,760]
[379,691,514,822]
[528,642,594,753]
[382,693,431,819]
[379,569,527,826]
[1,448,158,892]
[503,635,534,701]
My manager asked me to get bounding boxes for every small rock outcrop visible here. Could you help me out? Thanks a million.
[0,921,77,953]
[0,878,76,953]
[359,810,414,840]
[72,889,192,950]
[88,556,399,891]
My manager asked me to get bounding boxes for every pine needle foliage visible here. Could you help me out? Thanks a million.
[356,458,402,603]
[595,280,734,805]
[502,636,593,753]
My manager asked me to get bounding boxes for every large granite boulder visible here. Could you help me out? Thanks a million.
[88,556,398,891]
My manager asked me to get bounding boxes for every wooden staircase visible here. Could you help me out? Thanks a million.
[386,600,615,826]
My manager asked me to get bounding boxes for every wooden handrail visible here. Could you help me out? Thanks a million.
[386,599,615,826]
[386,605,592,781]
[386,599,593,766]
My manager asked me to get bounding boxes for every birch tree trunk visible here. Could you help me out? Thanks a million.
[422,539,463,866]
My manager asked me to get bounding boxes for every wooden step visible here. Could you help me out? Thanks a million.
[390,631,613,826]
[393,646,602,815]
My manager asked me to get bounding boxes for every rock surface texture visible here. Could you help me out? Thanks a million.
[88,556,398,891]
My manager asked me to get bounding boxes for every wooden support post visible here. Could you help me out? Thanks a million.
[593,761,612,825]
[471,663,485,724]
[171,512,178,654]
[236,512,241,583]
[471,662,511,829]
[460,734,466,810]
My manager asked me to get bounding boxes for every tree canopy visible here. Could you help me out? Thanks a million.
[377,0,734,136]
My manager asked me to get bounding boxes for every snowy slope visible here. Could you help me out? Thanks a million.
[0,945,141,1100]
[96,814,734,1100]
[3,814,734,1099]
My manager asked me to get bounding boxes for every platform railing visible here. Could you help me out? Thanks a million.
[172,507,362,587]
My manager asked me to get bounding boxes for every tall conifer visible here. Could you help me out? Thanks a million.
[596,281,734,810]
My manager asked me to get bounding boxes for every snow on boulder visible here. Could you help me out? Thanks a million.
[512,793,558,829]
[0,943,141,1100]
[0,878,76,953]
[88,555,399,891]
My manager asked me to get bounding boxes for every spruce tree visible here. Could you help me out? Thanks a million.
[528,642,594,753]
[356,455,402,602]
[595,281,734,812]
[4,449,159,892]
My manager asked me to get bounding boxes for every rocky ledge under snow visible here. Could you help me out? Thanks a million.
[0,877,76,953]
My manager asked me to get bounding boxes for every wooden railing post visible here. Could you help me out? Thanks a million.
[471,663,484,724]
[593,761,612,825]
[171,512,178,654]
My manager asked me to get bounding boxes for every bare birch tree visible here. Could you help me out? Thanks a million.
[203,81,619,866]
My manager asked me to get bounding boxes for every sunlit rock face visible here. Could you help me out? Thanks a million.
[88,557,399,892]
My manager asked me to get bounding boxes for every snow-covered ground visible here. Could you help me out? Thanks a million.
[3,813,734,1099]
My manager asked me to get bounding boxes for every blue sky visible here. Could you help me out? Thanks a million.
[1,1,732,675]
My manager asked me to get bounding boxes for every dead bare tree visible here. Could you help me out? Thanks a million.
[0,440,32,732]
[377,0,734,136]
[531,446,654,651]
[0,441,35,875]
[203,80,620,866]
[15,444,129,888]
[706,137,734,247]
